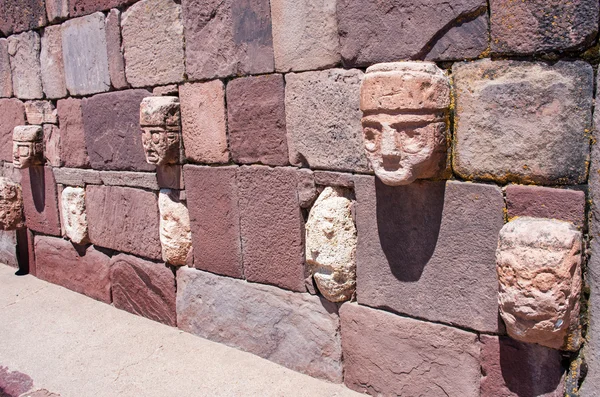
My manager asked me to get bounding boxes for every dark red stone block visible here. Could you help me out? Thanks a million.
[0,0,47,35]
[0,99,25,162]
[20,166,61,236]
[69,0,136,17]
[57,98,90,168]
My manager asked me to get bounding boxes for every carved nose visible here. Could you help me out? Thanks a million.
[380,127,398,156]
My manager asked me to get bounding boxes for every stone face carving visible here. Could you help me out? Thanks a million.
[13,125,43,169]
[360,62,450,186]
[0,177,24,230]
[139,96,181,166]
[158,188,192,266]
[305,187,357,302]
[497,217,582,351]
[61,186,89,244]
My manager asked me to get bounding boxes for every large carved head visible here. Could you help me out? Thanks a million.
[360,62,450,186]
[140,96,181,166]
[13,125,43,169]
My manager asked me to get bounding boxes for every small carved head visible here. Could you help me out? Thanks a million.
[360,62,450,186]
[140,96,181,166]
[13,125,43,169]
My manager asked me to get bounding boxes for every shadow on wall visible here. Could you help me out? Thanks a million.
[28,166,46,213]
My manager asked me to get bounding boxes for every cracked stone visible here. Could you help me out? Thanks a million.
[25,101,57,125]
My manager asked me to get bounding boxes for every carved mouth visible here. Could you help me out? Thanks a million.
[146,150,159,163]
[381,155,402,171]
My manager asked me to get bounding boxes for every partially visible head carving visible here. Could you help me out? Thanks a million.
[13,125,43,169]
[140,96,181,166]
[360,62,450,186]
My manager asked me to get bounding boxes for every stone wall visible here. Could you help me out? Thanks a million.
[1,0,599,395]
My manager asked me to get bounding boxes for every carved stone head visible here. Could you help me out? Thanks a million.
[13,125,43,169]
[0,177,24,230]
[140,96,181,166]
[360,62,450,186]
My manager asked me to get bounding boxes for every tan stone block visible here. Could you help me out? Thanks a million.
[60,186,89,244]
[7,31,43,100]
[159,189,191,266]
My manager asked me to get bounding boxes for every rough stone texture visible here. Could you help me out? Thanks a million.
[490,0,598,55]
[20,166,61,236]
[1,163,21,184]
[46,0,69,22]
[7,31,43,100]
[0,177,23,231]
[453,60,593,185]
[506,185,586,228]
[25,101,57,125]
[0,366,34,397]
[337,0,488,67]
[122,0,184,87]
[354,176,503,332]
[227,74,288,166]
[340,303,480,397]
[270,0,340,72]
[159,189,192,266]
[35,235,112,303]
[285,69,368,172]
[179,81,229,164]
[0,230,18,267]
[110,253,176,326]
[69,0,136,17]
[82,89,154,172]
[0,0,47,36]
[86,185,161,260]
[497,217,582,351]
[480,335,565,397]
[56,98,90,168]
[43,124,62,167]
[306,187,356,302]
[296,168,317,208]
[177,267,342,382]
[40,25,67,99]
[153,84,179,96]
[314,171,355,188]
[99,171,159,190]
[61,12,111,96]
[0,99,25,163]
[105,9,128,90]
[183,165,242,278]
[182,0,274,80]
[53,168,101,187]
[60,186,88,244]
[238,166,305,292]
[0,39,12,98]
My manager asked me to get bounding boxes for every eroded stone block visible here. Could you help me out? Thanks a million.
[53,168,101,187]
[0,177,24,230]
[159,189,191,266]
[69,0,136,17]
[99,171,159,190]
[0,230,18,267]
[0,0,47,36]
[42,124,61,167]
[0,39,12,98]
[20,166,61,236]
[57,98,90,168]
[60,187,88,244]
[105,9,128,89]
[25,101,57,125]
[40,26,67,99]
[45,0,69,22]
[7,31,43,100]
[13,126,43,169]
[140,96,181,166]
[0,99,25,163]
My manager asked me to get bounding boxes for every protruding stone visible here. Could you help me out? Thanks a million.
[497,217,582,351]
[306,187,356,302]
[53,168,101,187]
[25,101,57,125]
[0,177,24,230]
[296,168,317,208]
[13,126,43,169]
[42,124,61,167]
[56,98,90,168]
[0,0,47,36]
[0,39,12,98]
[0,99,25,162]
[7,31,43,100]
[40,25,67,99]
[105,9,128,89]
[140,96,181,166]
[20,166,61,236]
[60,187,88,245]
[158,189,191,266]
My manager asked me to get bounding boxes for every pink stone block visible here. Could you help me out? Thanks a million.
[21,166,61,236]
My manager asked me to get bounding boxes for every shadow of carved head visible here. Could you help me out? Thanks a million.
[140,96,181,166]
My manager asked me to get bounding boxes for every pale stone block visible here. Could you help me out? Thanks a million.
[61,186,89,244]
[159,189,191,266]
[7,31,43,100]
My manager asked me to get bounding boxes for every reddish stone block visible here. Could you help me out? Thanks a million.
[0,99,25,162]
[237,166,305,292]
[183,165,242,278]
[82,89,154,172]
[226,74,288,166]
[480,335,565,397]
[86,185,161,260]
[57,98,90,169]
[105,9,128,90]
[0,0,47,35]
[110,253,176,326]
[69,0,136,17]
[34,235,112,303]
[40,25,67,99]
[354,176,504,332]
[340,303,480,396]
[21,166,61,237]
[0,38,12,98]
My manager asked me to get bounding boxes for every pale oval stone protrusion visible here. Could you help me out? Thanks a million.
[61,186,89,245]
[305,186,357,302]
[0,177,24,230]
[158,189,191,266]
[496,216,582,351]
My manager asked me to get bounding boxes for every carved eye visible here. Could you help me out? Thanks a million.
[363,127,380,152]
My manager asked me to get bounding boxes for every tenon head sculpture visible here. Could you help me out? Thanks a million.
[140,96,181,166]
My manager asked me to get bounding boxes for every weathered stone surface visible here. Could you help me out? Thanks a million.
[340,302,480,396]
[0,163,21,184]
[153,84,178,96]
[0,178,23,230]
[35,235,112,303]
[182,0,274,80]
[296,168,317,208]
[140,96,181,166]
[60,186,88,244]
[270,0,340,72]
[53,168,101,187]
[180,81,229,164]
[453,60,593,185]
[480,335,565,397]
[184,165,242,278]
[7,31,43,100]
[238,166,305,291]
[285,69,368,172]
[177,267,342,382]
[306,187,356,302]
[69,0,136,17]
[43,124,62,167]
[0,0,47,36]
[99,171,159,190]
[122,0,184,87]
[110,253,176,326]
[86,185,161,260]
[337,0,488,67]
[0,366,34,397]
[355,176,503,332]
[20,166,61,236]
[56,98,90,168]
[82,89,154,172]
[497,217,582,351]
[105,9,128,90]
[159,189,191,266]
[314,171,354,188]
[45,0,69,22]
[25,101,57,125]
[40,25,67,99]
[0,39,12,98]
[506,185,585,228]
[490,0,598,55]
[0,99,25,163]
[227,74,288,166]
[0,230,18,267]
[61,13,111,96]
[13,125,43,169]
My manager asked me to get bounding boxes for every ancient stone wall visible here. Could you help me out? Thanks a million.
[1,0,600,395]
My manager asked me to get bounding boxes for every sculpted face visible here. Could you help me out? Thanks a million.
[141,126,180,166]
[12,125,43,169]
[140,96,181,166]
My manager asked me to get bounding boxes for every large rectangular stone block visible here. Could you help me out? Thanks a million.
[340,303,480,396]
[354,176,504,332]
[57,98,90,168]
[0,99,25,162]
[0,39,12,98]
[21,166,61,236]
[86,185,161,260]
[176,267,342,382]
[40,25,67,99]
[7,31,43,100]
[0,0,47,36]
